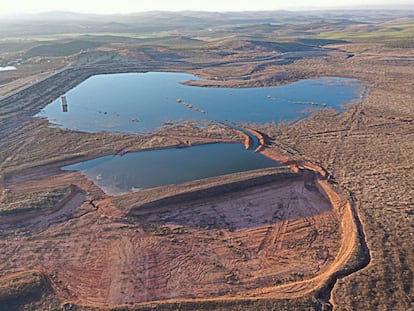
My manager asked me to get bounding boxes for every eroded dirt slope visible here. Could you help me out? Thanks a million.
[0,169,340,307]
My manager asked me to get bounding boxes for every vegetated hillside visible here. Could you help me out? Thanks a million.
[206,38,310,52]
[24,40,103,58]
[0,9,411,38]
[0,41,39,54]
[317,21,414,41]
[384,38,414,48]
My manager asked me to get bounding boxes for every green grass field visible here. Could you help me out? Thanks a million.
[317,23,414,41]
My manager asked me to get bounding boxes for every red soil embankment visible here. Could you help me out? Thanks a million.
[238,126,359,300]
[241,127,266,152]
[260,148,327,178]
[229,128,252,149]
[237,125,327,178]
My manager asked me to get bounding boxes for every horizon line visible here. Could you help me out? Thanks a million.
[1,5,414,17]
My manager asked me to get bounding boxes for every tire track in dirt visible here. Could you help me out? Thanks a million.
[325,86,369,177]
[229,125,371,308]
[0,123,366,309]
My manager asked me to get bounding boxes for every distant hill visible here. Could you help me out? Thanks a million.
[0,9,412,39]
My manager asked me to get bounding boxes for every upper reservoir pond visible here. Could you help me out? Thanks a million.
[37,72,363,133]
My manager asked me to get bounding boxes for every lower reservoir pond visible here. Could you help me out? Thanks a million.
[47,72,363,193]
[63,143,279,195]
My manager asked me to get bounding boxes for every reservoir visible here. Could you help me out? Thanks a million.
[63,143,280,195]
[53,72,363,193]
[37,72,363,133]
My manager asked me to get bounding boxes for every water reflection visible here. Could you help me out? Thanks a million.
[63,143,280,195]
[37,72,363,133]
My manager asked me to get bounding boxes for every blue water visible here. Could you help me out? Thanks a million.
[37,72,363,133]
[63,143,279,195]
[53,72,363,193]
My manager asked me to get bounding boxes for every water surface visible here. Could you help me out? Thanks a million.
[55,72,363,193]
[63,143,279,195]
[37,72,363,133]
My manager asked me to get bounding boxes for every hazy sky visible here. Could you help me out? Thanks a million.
[1,0,411,14]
